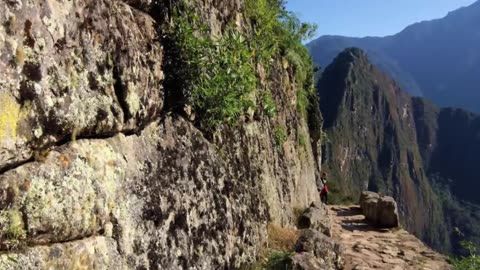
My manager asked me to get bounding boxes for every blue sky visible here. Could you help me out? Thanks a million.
[286,0,477,38]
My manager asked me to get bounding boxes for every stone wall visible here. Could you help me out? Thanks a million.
[0,0,321,268]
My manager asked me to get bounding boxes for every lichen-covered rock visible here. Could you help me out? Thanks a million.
[0,137,127,246]
[295,229,345,270]
[0,0,164,171]
[0,119,268,268]
[291,252,330,270]
[0,0,322,268]
[298,201,332,236]
[0,112,320,268]
[0,237,123,270]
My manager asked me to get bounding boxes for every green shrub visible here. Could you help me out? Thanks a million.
[260,91,277,118]
[298,132,307,149]
[247,224,299,270]
[264,251,294,270]
[164,0,318,132]
[451,240,480,270]
[245,0,318,119]
[168,5,256,131]
[191,28,257,130]
[307,90,323,143]
[323,177,354,205]
[275,127,287,147]
[296,83,309,118]
[244,0,281,63]
[320,130,329,143]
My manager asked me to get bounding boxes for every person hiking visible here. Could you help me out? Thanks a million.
[320,172,329,204]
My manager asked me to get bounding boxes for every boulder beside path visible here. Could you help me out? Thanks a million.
[359,191,399,228]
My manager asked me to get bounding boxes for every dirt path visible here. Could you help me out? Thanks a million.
[328,205,452,270]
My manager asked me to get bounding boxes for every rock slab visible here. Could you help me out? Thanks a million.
[291,252,329,270]
[298,201,332,236]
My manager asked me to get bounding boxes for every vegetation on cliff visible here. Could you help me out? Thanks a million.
[158,0,318,133]
[451,240,480,270]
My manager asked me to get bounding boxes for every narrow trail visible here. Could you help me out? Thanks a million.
[328,205,452,270]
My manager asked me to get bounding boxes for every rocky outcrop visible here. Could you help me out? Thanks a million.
[412,99,480,206]
[317,48,448,251]
[0,119,269,268]
[298,201,332,236]
[359,191,399,228]
[0,0,322,268]
[318,47,480,254]
[295,229,345,270]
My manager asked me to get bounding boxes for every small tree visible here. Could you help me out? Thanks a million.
[451,240,480,270]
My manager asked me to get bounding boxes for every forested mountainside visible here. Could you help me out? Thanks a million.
[0,0,324,268]
[318,48,480,255]
[309,0,480,112]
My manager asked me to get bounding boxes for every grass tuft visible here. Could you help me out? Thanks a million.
[267,224,300,252]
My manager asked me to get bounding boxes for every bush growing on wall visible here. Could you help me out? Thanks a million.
[164,0,318,132]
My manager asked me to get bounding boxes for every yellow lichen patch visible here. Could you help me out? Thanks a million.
[0,92,23,143]
[0,210,26,241]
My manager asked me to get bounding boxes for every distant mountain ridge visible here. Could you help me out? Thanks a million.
[318,48,480,255]
[309,0,480,112]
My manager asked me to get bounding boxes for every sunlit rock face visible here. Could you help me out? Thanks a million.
[0,0,321,269]
[0,0,164,171]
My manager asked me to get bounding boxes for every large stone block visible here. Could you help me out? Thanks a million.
[359,191,379,210]
[377,196,399,228]
[359,191,400,228]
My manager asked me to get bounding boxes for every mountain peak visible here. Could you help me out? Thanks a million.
[309,0,480,105]
[318,47,393,129]
[334,47,368,65]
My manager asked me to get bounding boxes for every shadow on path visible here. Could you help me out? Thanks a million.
[332,206,389,233]
[341,222,390,233]
[335,206,362,217]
